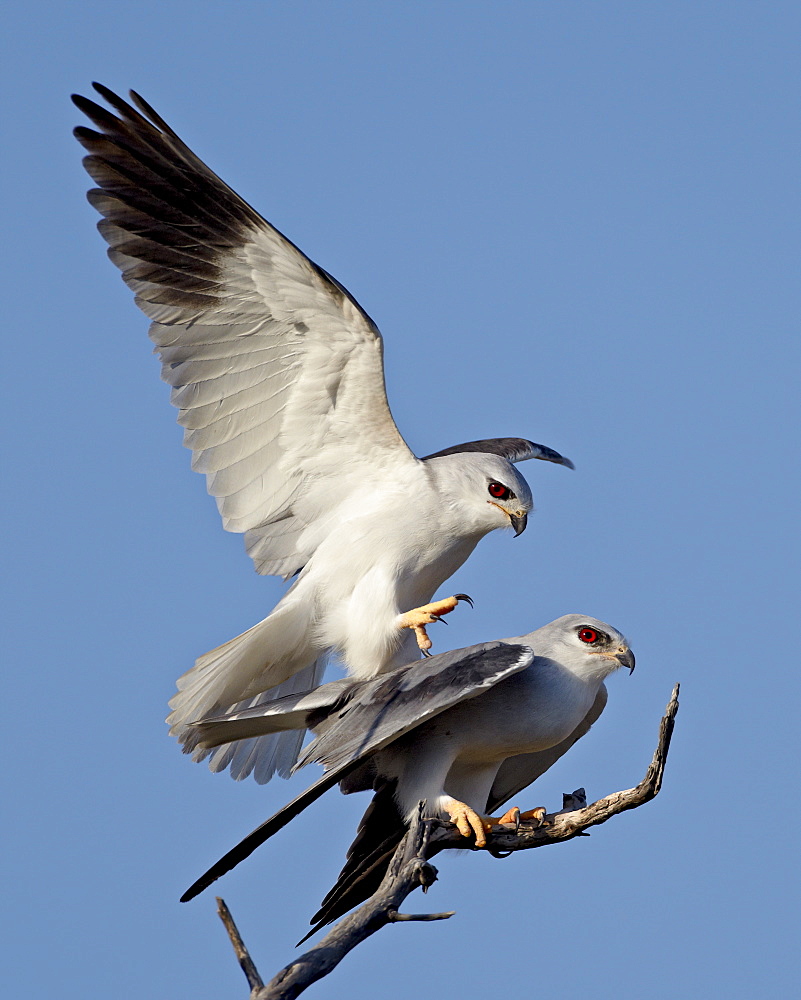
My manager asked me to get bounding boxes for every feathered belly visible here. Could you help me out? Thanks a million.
[307,519,481,677]
[429,671,597,760]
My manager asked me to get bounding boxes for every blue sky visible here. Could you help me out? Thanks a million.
[3,2,799,997]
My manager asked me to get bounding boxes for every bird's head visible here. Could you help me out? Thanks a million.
[531,614,635,681]
[425,453,533,537]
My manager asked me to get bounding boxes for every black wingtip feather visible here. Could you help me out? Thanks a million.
[73,83,380,328]
[180,767,347,902]
[298,780,406,942]
[129,88,177,136]
[89,83,157,134]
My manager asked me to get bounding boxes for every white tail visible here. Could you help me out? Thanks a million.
[195,657,329,782]
[167,596,323,781]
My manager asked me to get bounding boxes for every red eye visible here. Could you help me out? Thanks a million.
[578,628,598,644]
[488,482,511,500]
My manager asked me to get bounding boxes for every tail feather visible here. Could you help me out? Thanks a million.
[201,657,328,782]
[299,779,406,943]
[167,598,321,781]
[168,601,314,729]
[181,764,344,902]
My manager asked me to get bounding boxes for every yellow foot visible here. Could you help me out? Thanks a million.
[444,798,491,847]
[486,807,522,832]
[519,806,549,827]
[397,594,473,655]
[443,801,522,846]
[444,800,547,846]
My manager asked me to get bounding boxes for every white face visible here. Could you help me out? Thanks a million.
[427,453,534,536]
[534,614,635,677]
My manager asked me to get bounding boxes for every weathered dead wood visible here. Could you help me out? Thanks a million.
[218,804,447,1000]
[216,897,264,992]
[216,683,679,1000]
[432,681,680,855]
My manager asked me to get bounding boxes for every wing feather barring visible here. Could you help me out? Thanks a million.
[73,85,573,783]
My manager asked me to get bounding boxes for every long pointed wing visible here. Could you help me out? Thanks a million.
[73,84,417,577]
[190,678,353,750]
[485,684,608,814]
[181,641,534,900]
[180,767,342,902]
[297,641,535,772]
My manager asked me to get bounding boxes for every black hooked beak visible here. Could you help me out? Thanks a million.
[510,511,528,537]
[615,647,636,674]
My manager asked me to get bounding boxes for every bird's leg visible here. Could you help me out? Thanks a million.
[397,594,473,655]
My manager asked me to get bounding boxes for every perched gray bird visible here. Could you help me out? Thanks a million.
[181,614,634,939]
[72,85,574,783]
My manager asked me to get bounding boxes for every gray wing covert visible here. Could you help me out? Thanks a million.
[180,641,534,901]
[299,641,535,773]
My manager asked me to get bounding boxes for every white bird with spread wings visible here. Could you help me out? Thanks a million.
[73,85,574,783]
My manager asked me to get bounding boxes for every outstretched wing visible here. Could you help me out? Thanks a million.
[181,641,534,900]
[485,684,608,813]
[73,84,417,578]
[423,437,574,469]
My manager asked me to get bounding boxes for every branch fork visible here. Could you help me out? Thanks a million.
[216,684,680,999]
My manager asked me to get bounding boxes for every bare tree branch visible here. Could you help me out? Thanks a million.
[216,897,264,992]
[253,803,442,1000]
[432,681,680,855]
[217,683,679,1000]
[386,908,456,922]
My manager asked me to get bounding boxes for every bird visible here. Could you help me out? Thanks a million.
[180,613,634,941]
[72,84,574,784]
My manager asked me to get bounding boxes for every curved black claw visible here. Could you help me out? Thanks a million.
[454,594,474,608]
[487,846,515,859]
[421,649,433,658]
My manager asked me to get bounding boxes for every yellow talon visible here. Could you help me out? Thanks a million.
[490,807,521,831]
[445,799,490,847]
[398,595,473,653]
[519,806,549,827]
[446,803,550,845]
